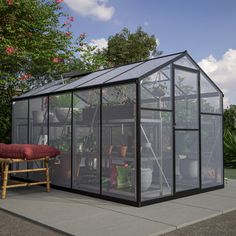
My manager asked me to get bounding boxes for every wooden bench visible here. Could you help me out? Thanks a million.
[0,144,60,199]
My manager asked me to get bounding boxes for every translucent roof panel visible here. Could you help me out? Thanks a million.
[17,80,62,99]
[55,68,113,92]
[107,52,184,83]
[78,62,143,88]
[15,51,193,100]
[34,84,65,96]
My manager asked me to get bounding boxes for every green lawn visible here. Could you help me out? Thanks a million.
[225,168,236,179]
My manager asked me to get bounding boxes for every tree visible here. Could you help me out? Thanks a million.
[99,27,161,66]
[0,0,83,142]
[76,34,109,72]
[0,0,81,86]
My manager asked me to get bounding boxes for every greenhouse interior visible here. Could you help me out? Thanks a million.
[11,51,224,206]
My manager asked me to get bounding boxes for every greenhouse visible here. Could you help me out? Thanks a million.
[11,51,224,206]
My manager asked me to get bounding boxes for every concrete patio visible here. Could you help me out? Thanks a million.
[1,180,236,236]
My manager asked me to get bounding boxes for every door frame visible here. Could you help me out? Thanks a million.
[172,64,201,195]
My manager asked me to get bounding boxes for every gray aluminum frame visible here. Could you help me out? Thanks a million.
[11,51,224,207]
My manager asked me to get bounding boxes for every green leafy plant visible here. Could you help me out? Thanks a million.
[224,129,236,168]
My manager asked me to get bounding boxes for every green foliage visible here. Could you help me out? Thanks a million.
[0,0,81,82]
[0,86,17,143]
[50,94,71,107]
[223,105,236,167]
[224,105,236,132]
[224,129,236,167]
[99,26,161,66]
[77,42,109,72]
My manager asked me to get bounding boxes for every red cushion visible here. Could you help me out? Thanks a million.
[0,144,60,160]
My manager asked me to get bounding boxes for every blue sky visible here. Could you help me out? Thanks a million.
[62,0,236,106]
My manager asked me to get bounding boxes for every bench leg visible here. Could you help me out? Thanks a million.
[45,158,50,192]
[2,162,9,199]
[1,162,4,180]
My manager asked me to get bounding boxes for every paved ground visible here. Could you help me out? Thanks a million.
[0,209,67,236]
[1,208,236,236]
[162,209,236,236]
[0,180,236,236]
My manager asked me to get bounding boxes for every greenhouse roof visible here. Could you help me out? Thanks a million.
[15,50,222,100]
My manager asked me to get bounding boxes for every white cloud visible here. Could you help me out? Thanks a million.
[64,0,115,21]
[144,21,149,26]
[198,49,236,108]
[90,38,108,51]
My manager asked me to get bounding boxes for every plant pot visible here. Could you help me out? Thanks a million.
[105,145,113,156]
[180,159,198,178]
[141,168,153,191]
[55,107,71,122]
[152,87,166,97]
[32,111,46,123]
[120,145,128,157]
[131,168,153,191]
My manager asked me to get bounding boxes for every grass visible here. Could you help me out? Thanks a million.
[224,168,236,179]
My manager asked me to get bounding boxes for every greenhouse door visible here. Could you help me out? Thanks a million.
[173,66,200,193]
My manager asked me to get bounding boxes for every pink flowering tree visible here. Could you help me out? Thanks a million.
[0,0,86,142]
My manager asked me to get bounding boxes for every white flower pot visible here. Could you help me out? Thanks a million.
[32,111,46,123]
[55,108,71,122]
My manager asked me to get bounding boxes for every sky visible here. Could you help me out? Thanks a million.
[61,0,236,107]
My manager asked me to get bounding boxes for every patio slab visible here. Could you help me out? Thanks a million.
[0,180,235,235]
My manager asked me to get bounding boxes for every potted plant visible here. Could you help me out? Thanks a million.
[152,84,167,97]
[120,145,128,158]
[119,131,128,158]
[51,95,71,122]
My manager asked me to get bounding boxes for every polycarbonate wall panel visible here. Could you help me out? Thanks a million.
[174,55,197,69]
[175,131,199,192]
[108,53,183,83]
[102,83,136,201]
[201,115,223,188]
[174,69,198,129]
[56,69,112,92]
[141,110,173,201]
[141,66,172,110]
[11,100,28,179]
[49,93,72,188]
[72,89,100,193]
[28,97,48,181]
[79,62,142,88]
[200,73,222,114]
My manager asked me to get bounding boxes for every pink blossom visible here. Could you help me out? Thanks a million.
[79,33,86,40]
[53,57,60,63]
[64,21,70,26]
[19,74,31,81]
[53,57,64,63]
[68,16,74,22]
[5,46,15,55]
[6,0,14,5]
[65,32,71,37]
[55,0,63,3]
